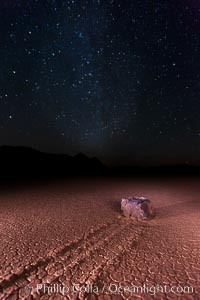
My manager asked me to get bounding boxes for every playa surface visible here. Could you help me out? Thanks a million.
[0,177,199,299]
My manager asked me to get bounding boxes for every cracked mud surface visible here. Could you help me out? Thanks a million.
[0,177,200,299]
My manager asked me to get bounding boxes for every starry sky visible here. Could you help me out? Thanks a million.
[0,0,200,165]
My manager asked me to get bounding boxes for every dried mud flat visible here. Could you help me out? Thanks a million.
[0,177,200,300]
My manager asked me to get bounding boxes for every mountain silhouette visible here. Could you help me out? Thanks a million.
[0,145,199,184]
[0,145,106,181]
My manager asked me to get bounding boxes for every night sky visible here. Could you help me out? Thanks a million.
[0,0,200,165]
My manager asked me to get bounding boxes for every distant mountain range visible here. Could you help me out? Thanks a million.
[0,145,199,182]
[0,145,106,181]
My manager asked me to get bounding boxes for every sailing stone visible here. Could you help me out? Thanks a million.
[121,197,155,220]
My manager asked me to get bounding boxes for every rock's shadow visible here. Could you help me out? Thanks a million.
[110,200,122,214]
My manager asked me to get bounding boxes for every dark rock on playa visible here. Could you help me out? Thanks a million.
[121,197,155,220]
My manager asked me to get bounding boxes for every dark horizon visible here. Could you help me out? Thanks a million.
[1,144,200,168]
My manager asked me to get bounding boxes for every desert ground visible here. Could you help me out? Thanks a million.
[0,177,199,300]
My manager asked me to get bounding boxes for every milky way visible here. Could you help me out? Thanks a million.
[0,0,200,164]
